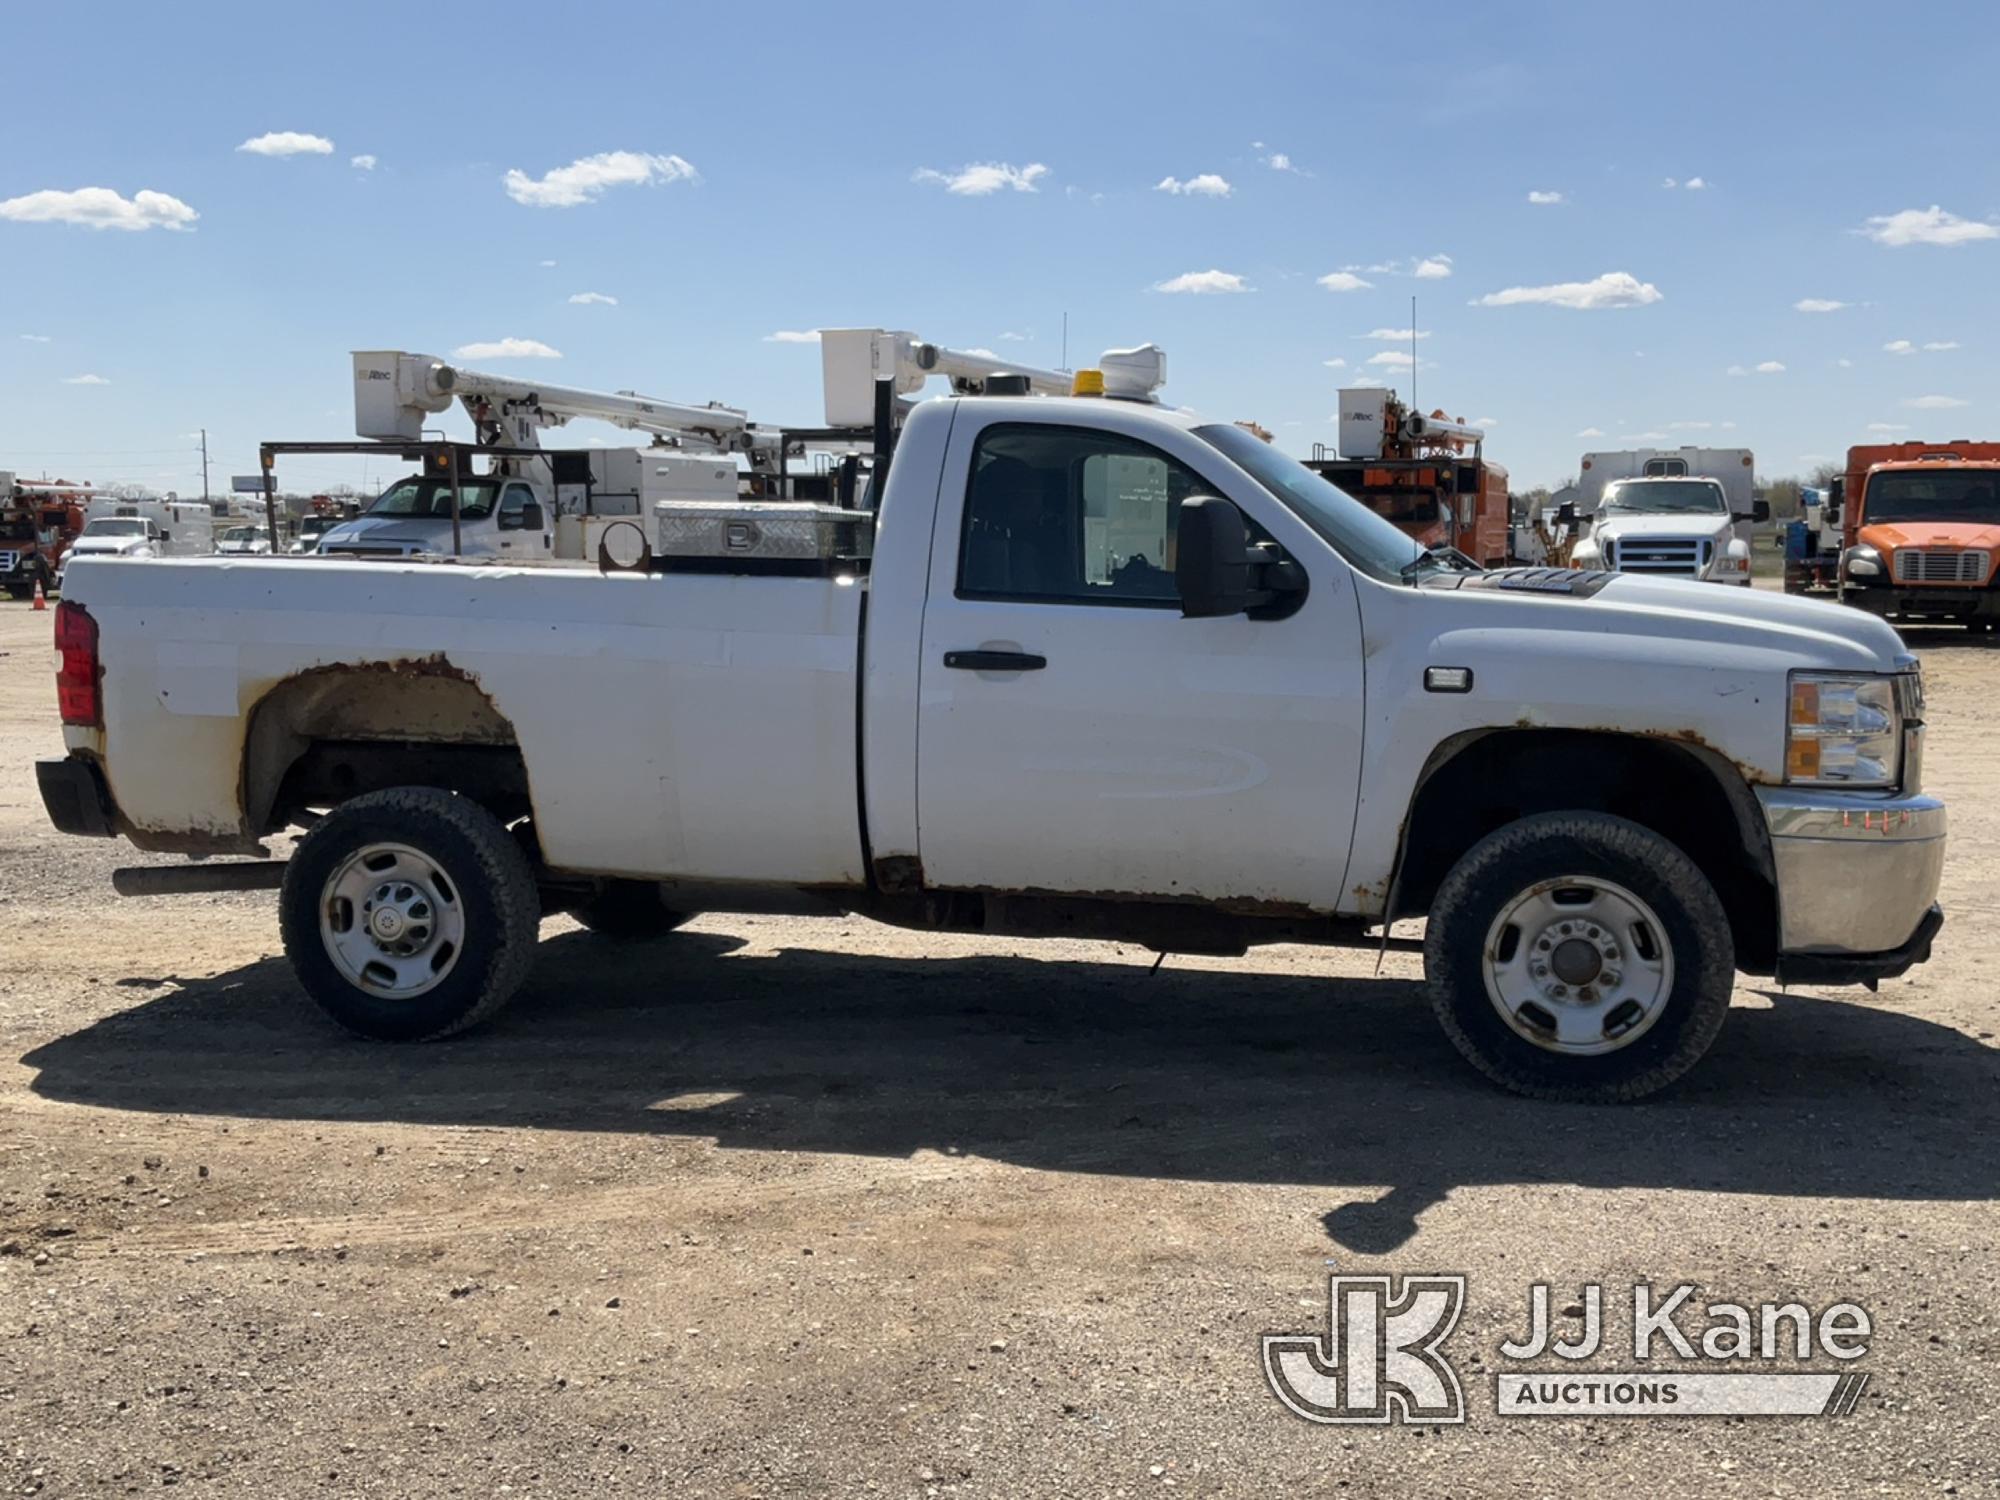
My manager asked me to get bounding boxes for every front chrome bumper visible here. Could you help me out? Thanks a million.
[1759,785,1946,962]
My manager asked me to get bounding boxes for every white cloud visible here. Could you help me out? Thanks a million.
[1322,357,1347,368]
[0,186,198,232]
[1366,350,1419,369]
[504,151,698,207]
[1755,360,1786,374]
[999,331,1029,341]
[912,162,1047,196]
[763,330,821,343]
[1361,328,1430,341]
[1317,271,1373,293]
[961,347,1000,360]
[350,154,377,171]
[1475,270,1662,310]
[1260,148,1303,173]
[1413,255,1453,279]
[1884,339,1916,355]
[1662,176,1708,190]
[1155,174,1231,198]
[538,259,557,267]
[1472,416,1498,428]
[1526,190,1564,205]
[60,373,109,385]
[1859,205,1998,247]
[1794,298,1846,313]
[19,333,51,342]
[1576,427,1606,438]
[1866,422,1909,433]
[1902,394,1969,409]
[237,131,334,157]
[1923,340,1961,351]
[1154,268,1249,294]
[1837,357,1854,368]
[451,338,562,360]
[568,291,618,305]
[1668,421,1714,430]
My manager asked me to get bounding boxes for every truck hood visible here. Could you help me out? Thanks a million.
[68,537,151,557]
[1594,574,1905,669]
[1591,510,1732,539]
[1427,569,1909,674]
[1858,519,2000,551]
[318,514,453,553]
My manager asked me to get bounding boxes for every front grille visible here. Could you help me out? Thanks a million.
[0,551,19,572]
[1893,548,1987,584]
[1613,536,1707,575]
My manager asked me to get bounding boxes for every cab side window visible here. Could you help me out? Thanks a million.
[959,423,1215,605]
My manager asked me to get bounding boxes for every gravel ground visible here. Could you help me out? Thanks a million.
[1,594,1995,1497]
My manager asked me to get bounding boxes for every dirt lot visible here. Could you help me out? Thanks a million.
[1,595,1995,1497]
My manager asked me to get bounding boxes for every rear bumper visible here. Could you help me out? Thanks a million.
[1758,785,1946,983]
[37,756,117,838]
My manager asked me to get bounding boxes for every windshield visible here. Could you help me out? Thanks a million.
[300,516,331,534]
[220,526,262,542]
[1601,480,1727,515]
[1193,423,1425,583]
[367,475,499,520]
[1864,470,2000,524]
[83,518,148,537]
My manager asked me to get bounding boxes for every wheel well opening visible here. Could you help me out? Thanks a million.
[244,662,529,832]
[1395,729,1777,973]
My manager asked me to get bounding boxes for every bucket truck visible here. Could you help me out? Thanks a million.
[1304,390,1511,566]
[302,352,801,562]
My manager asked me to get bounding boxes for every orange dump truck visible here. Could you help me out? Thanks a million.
[1836,441,2000,629]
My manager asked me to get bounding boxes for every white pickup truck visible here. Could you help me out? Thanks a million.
[39,383,1945,1101]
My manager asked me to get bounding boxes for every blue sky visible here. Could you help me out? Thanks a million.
[5,0,1998,494]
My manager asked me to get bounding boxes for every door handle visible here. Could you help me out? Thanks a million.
[943,650,1047,672]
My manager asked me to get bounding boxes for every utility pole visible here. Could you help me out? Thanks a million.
[199,429,211,506]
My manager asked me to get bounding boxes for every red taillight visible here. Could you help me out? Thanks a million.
[54,600,101,728]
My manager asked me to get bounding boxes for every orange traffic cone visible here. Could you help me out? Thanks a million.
[32,578,47,611]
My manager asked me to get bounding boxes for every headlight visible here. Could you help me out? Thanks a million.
[1787,672,1899,786]
[1844,544,1883,579]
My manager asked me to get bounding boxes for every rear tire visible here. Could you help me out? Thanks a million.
[279,787,541,1041]
[1423,812,1734,1102]
[568,879,692,941]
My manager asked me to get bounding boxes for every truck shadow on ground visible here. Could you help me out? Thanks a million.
[23,927,1999,1252]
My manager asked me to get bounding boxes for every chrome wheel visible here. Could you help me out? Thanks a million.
[1480,875,1675,1057]
[319,842,466,999]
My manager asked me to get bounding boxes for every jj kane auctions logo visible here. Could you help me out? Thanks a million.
[1264,1276,1873,1424]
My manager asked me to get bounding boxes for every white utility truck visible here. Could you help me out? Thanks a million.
[56,498,218,587]
[40,347,1944,1101]
[1573,447,1767,585]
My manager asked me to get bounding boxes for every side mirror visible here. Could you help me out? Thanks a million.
[1556,502,1577,527]
[1176,495,1251,618]
[1742,499,1771,524]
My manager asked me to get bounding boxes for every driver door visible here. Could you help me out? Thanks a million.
[913,415,1366,912]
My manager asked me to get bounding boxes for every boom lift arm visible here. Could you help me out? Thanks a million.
[352,350,787,469]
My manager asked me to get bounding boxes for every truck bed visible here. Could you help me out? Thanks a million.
[61,556,868,884]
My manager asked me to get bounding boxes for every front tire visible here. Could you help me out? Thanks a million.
[1424,812,1734,1102]
[280,787,541,1041]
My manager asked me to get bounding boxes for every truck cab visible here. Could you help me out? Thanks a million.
[1837,445,2000,627]
[1571,475,1766,584]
